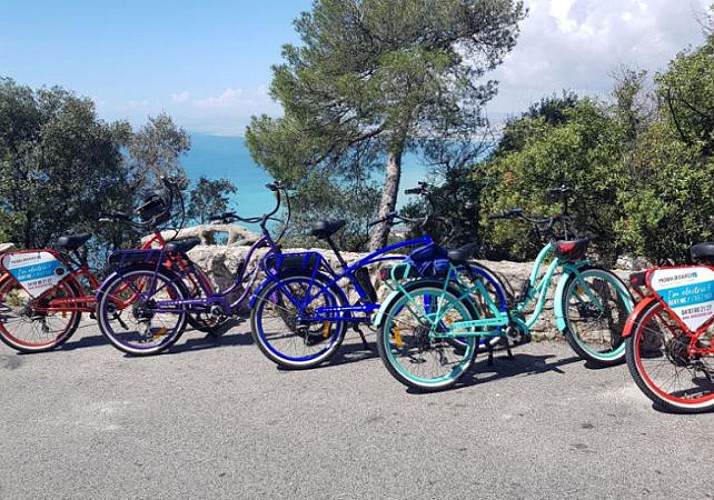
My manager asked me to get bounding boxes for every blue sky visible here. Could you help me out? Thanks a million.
[1,0,711,135]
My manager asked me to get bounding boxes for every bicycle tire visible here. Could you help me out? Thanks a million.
[250,271,348,369]
[626,299,714,413]
[376,279,480,392]
[96,266,188,356]
[562,266,633,366]
[0,274,83,353]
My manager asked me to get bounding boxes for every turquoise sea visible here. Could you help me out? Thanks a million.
[181,134,433,220]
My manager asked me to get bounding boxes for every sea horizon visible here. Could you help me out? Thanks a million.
[181,133,441,224]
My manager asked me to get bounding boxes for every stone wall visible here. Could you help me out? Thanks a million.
[187,244,632,340]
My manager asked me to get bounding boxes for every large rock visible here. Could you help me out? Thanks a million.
[144,224,259,246]
[0,243,17,255]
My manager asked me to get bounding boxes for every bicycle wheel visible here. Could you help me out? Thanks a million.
[562,266,633,366]
[250,273,347,369]
[96,267,188,355]
[626,300,714,413]
[376,280,479,392]
[0,275,82,353]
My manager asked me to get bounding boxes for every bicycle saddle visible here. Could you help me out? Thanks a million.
[56,233,92,251]
[164,237,201,254]
[690,242,714,263]
[310,219,346,239]
[447,243,479,264]
[553,238,589,261]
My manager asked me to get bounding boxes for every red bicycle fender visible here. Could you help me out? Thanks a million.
[622,295,658,338]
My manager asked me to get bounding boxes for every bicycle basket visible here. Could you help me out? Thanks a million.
[108,249,162,269]
[405,243,450,277]
[264,252,322,273]
[136,194,170,226]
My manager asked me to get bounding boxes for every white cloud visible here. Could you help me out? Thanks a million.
[486,0,711,117]
[194,88,245,108]
[171,90,190,103]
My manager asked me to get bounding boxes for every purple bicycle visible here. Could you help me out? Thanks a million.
[94,182,289,355]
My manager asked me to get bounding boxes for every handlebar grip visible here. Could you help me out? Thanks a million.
[368,211,399,227]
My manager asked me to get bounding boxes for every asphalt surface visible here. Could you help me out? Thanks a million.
[0,320,712,500]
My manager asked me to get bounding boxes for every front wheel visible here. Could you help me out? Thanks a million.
[96,267,188,356]
[561,266,633,366]
[250,273,347,369]
[376,280,479,392]
[0,275,82,353]
[626,300,714,413]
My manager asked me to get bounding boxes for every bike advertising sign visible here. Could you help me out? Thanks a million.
[1,252,68,298]
[649,266,714,331]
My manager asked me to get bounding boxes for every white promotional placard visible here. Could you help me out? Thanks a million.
[0,252,68,298]
[649,266,714,331]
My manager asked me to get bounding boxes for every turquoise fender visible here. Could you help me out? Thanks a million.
[553,261,590,331]
[371,288,405,328]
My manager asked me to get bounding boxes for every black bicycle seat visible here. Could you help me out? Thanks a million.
[56,233,92,251]
[447,243,479,264]
[691,242,714,263]
[311,219,346,239]
[164,237,201,254]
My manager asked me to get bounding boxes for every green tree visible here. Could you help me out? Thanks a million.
[125,113,191,194]
[0,78,130,248]
[247,0,526,251]
[617,30,714,263]
[480,98,628,261]
[187,177,238,224]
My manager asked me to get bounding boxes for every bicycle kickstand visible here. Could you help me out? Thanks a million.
[353,325,372,351]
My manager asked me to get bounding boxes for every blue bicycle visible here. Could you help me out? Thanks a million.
[249,183,507,369]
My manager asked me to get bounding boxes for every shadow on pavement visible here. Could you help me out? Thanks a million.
[405,350,583,395]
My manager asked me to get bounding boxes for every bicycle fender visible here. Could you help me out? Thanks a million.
[621,295,657,338]
[248,270,346,309]
[371,288,403,328]
[553,261,590,331]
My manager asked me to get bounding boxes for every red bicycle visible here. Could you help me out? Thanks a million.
[624,242,714,413]
[0,178,217,353]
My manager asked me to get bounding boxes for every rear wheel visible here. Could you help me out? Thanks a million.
[0,275,82,352]
[96,267,188,355]
[562,267,633,366]
[626,300,714,413]
[376,280,479,392]
[250,273,347,369]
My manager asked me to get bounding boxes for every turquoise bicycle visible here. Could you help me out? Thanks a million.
[373,187,635,391]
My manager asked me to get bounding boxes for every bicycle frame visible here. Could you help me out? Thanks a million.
[111,228,282,317]
[250,236,434,323]
[0,231,201,314]
[380,241,600,339]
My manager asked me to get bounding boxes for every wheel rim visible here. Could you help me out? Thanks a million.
[634,302,714,408]
[99,271,184,352]
[254,276,342,363]
[384,287,475,387]
[566,270,632,360]
[0,278,78,349]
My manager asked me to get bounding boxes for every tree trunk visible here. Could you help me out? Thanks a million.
[369,145,403,251]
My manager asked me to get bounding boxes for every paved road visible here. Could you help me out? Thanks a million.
[0,321,712,500]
